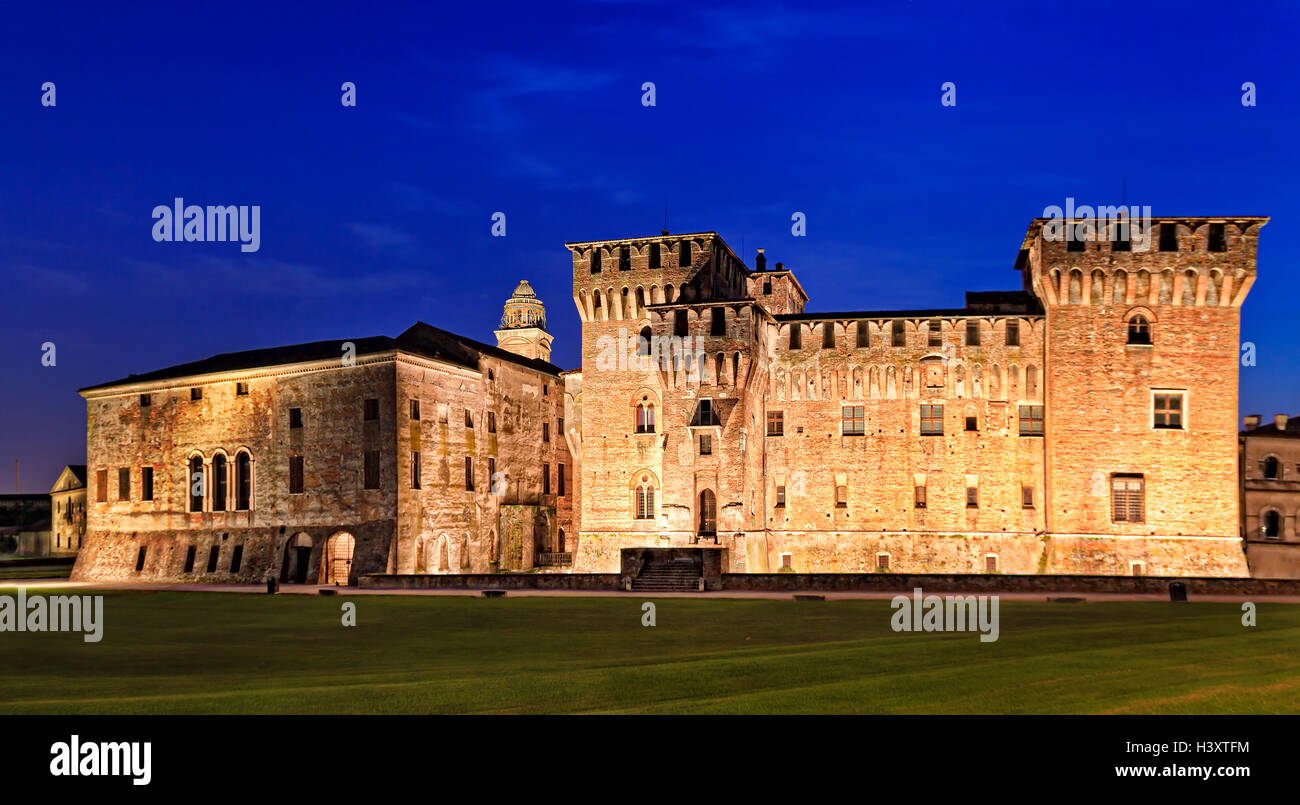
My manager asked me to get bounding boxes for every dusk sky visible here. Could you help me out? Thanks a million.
[3,1,1297,492]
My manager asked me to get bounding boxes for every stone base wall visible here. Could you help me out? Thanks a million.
[722,573,1300,595]
[359,573,620,590]
[1246,541,1300,579]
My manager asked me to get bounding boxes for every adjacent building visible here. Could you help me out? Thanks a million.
[50,464,87,554]
[1240,413,1300,577]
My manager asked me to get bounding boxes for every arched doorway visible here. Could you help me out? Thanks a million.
[698,490,717,540]
[325,532,355,585]
[280,533,314,584]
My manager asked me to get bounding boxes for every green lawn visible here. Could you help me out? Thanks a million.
[0,589,1296,714]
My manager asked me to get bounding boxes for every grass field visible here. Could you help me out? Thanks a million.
[0,589,1296,714]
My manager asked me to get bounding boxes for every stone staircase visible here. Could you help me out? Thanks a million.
[631,557,702,592]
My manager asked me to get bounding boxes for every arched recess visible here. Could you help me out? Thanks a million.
[325,532,355,585]
[280,532,314,584]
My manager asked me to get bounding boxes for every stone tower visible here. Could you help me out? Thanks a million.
[495,279,553,362]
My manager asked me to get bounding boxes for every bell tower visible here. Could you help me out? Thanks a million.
[495,279,553,362]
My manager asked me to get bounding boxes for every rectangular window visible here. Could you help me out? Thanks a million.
[1112,221,1132,251]
[1067,236,1086,252]
[135,546,147,572]
[191,387,203,401]
[842,406,865,436]
[183,545,196,573]
[364,398,379,421]
[230,545,243,574]
[928,319,942,347]
[488,457,496,485]
[914,485,927,509]
[543,463,551,494]
[762,280,772,294]
[118,468,130,501]
[206,545,220,573]
[619,245,631,271]
[590,250,602,273]
[236,382,249,396]
[966,486,978,508]
[788,323,802,349]
[410,399,420,420]
[488,411,496,433]
[1019,405,1044,436]
[822,323,835,348]
[140,393,152,407]
[1022,485,1034,508]
[835,485,848,508]
[775,485,786,507]
[289,408,303,429]
[766,411,784,436]
[965,412,978,431]
[465,456,474,491]
[966,320,981,346]
[649,242,661,269]
[557,417,564,436]
[465,409,474,428]
[1207,222,1227,252]
[711,307,726,336]
[691,399,718,427]
[1153,392,1184,429]
[891,320,906,347]
[289,456,304,494]
[1111,474,1145,523]
[141,466,154,501]
[558,463,566,496]
[96,469,107,503]
[675,309,688,337]
[679,241,691,267]
[699,434,712,455]
[543,422,550,442]
[877,554,890,571]
[1159,223,1179,252]
[920,404,944,435]
[1006,320,1020,346]
[412,452,421,489]
[364,450,380,490]
[856,321,869,348]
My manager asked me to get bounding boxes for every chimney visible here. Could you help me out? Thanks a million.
[1244,414,1261,430]
[775,261,785,271]
[660,229,669,236]
[1275,414,1288,431]
[755,248,766,271]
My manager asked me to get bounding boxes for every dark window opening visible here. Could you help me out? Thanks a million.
[189,456,204,511]
[1006,320,1020,346]
[412,451,421,489]
[966,321,981,346]
[236,453,251,510]
[1153,393,1183,429]
[767,411,784,436]
[1067,237,1086,252]
[1111,474,1145,523]
[289,408,302,429]
[836,485,848,508]
[1022,485,1035,508]
[679,241,691,267]
[135,546,147,572]
[762,280,772,294]
[183,545,196,573]
[856,321,870,348]
[1264,456,1280,480]
[914,485,927,509]
[675,309,688,337]
[822,323,835,348]
[1127,315,1151,345]
[140,393,152,407]
[206,545,220,573]
[363,398,379,421]
[649,243,661,269]
[141,466,154,501]
[690,399,718,427]
[775,485,786,507]
[289,456,304,494]
[465,456,474,491]
[1208,223,1227,252]
[699,434,712,455]
[191,387,202,401]
[590,250,602,273]
[1159,223,1179,252]
[711,307,726,336]
[236,382,249,396]
[230,545,243,573]
[364,450,380,490]
[698,490,716,536]
[543,463,551,494]
[410,399,420,420]
[212,455,226,511]
[619,245,631,271]
[1019,405,1044,436]
[789,324,802,350]
[920,404,944,436]
[891,320,906,347]
[966,487,979,508]
[637,326,652,357]
[928,319,942,347]
[118,467,130,501]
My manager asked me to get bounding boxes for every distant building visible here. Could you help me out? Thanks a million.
[50,465,87,555]
[1240,414,1300,578]
[0,493,52,556]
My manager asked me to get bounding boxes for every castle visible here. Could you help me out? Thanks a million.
[72,215,1267,583]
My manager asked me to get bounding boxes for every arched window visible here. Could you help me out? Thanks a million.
[698,490,717,536]
[1127,314,1151,345]
[634,478,655,520]
[1263,510,1281,538]
[236,452,251,510]
[1264,456,1280,480]
[212,454,227,512]
[635,399,655,434]
[188,455,204,512]
[637,326,652,357]
[557,528,565,553]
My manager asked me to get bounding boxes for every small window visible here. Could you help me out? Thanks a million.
[920,404,943,436]
[363,398,379,421]
[691,399,718,427]
[1005,320,1019,347]
[775,485,786,507]
[558,463,566,496]
[230,545,243,574]
[1067,237,1086,252]
[1159,223,1179,252]
[1111,220,1132,251]
[236,382,249,396]
[928,319,942,347]
[140,393,152,407]
[1262,510,1281,538]
[364,450,380,490]
[289,408,302,429]
[649,243,661,269]
[206,545,220,573]
[191,387,203,401]
[1263,456,1280,480]
[1153,392,1183,429]
[289,456,304,494]
[1127,315,1151,345]
[1111,474,1145,523]
[767,411,784,436]
[699,434,712,455]
[966,486,978,508]
[141,467,154,501]
[675,309,688,337]
[822,323,835,348]
[189,456,204,511]
[1022,485,1034,508]
[891,320,906,347]
[465,456,474,491]
[183,545,196,573]
[543,422,550,443]
[1019,405,1044,436]
[835,485,847,508]
[410,399,420,420]
[465,409,474,428]
[679,241,691,267]
[788,323,802,350]
[762,280,772,294]
[842,406,865,436]
[856,321,869,348]
[135,546,147,572]
[965,408,978,431]
[488,411,497,433]
[781,553,792,571]
[488,457,496,484]
[636,401,656,433]
[619,245,631,271]
[96,469,107,502]
[590,250,602,273]
[543,463,551,494]
[985,554,998,572]
[1207,223,1227,253]
[635,482,655,519]
[877,553,890,571]
[1131,561,1144,576]
[118,468,130,501]
[543,384,549,397]
[914,485,927,509]
[965,320,980,346]
[711,307,726,336]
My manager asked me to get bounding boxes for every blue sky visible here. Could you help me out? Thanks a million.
[2,0,1297,491]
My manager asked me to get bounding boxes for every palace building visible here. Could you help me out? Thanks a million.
[73,215,1266,583]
